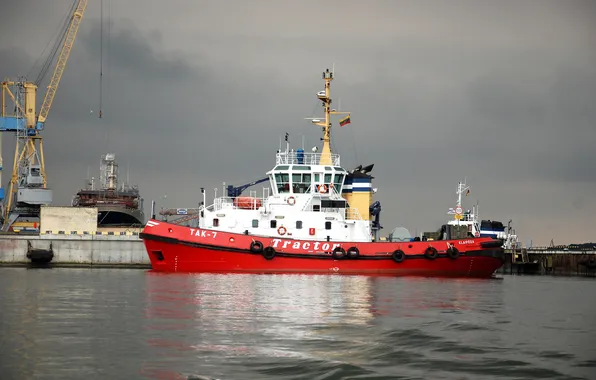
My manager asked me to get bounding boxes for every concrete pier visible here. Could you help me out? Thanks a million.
[500,248,596,277]
[0,233,149,268]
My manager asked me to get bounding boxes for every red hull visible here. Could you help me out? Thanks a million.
[140,219,505,278]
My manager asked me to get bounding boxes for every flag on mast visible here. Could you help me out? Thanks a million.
[339,114,351,127]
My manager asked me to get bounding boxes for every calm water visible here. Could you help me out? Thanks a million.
[0,268,594,380]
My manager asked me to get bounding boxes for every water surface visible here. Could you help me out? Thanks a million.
[0,268,594,379]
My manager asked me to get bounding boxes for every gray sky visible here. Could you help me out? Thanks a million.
[1,0,594,246]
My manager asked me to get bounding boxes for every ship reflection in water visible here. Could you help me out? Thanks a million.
[141,273,515,379]
[1,269,593,380]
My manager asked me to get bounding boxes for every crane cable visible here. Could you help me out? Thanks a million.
[32,1,77,86]
[99,0,103,118]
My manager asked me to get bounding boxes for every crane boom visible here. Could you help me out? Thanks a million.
[37,0,87,128]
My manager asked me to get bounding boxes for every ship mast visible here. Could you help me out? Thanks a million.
[311,68,350,165]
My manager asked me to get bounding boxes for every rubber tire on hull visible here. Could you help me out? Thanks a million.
[424,247,438,260]
[250,240,264,253]
[446,246,460,259]
[262,247,276,260]
[392,249,405,263]
[347,247,360,259]
[332,247,346,260]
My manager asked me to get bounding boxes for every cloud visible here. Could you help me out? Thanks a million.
[0,0,594,245]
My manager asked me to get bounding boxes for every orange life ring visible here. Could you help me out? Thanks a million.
[287,196,296,206]
[277,226,287,235]
[318,184,328,193]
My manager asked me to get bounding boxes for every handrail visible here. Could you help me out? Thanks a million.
[276,152,340,166]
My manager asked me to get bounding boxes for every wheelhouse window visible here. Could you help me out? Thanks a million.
[333,174,344,192]
[292,173,311,193]
[275,172,290,193]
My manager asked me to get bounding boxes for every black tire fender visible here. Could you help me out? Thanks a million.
[250,240,264,253]
[392,249,406,263]
[424,247,438,260]
[446,246,460,259]
[347,246,360,259]
[262,246,276,260]
[332,247,346,260]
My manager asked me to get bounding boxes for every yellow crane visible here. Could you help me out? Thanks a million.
[0,0,87,231]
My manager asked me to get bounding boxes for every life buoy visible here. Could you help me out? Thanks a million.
[318,184,328,193]
[277,226,287,235]
[287,196,296,206]
[392,249,405,263]
[262,246,276,260]
[424,246,438,260]
[250,240,264,253]
[347,246,360,259]
[332,246,346,259]
[446,245,460,259]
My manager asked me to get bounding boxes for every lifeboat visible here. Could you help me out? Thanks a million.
[234,196,262,209]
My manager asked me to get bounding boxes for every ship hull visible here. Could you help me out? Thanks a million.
[97,205,145,227]
[140,220,505,278]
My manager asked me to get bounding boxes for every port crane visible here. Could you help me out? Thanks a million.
[0,0,87,232]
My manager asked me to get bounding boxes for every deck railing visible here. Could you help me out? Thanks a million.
[276,151,340,166]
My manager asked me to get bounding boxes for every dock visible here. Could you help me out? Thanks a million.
[501,247,596,277]
[0,232,148,268]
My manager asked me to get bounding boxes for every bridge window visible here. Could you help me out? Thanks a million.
[292,173,311,193]
[333,174,344,191]
[324,173,332,184]
[274,172,290,193]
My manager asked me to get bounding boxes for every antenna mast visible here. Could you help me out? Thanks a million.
[310,68,350,165]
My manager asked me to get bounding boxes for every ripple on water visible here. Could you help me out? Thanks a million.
[0,270,595,380]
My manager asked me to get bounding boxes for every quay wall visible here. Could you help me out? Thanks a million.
[0,233,149,268]
[501,249,596,277]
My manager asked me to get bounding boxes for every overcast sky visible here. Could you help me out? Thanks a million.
[1,0,594,245]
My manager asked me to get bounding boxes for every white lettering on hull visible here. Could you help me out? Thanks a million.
[271,238,341,252]
[189,228,218,239]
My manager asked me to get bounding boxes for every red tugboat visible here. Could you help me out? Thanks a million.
[140,68,504,277]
